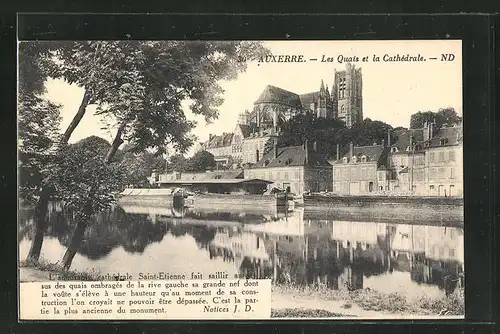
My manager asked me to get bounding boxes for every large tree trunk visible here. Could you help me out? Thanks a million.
[104,122,126,164]
[26,90,91,262]
[61,219,88,270]
[26,186,52,261]
[60,90,91,144]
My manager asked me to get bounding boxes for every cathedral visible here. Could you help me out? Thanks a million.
[237,62,363,132]
[202,63,363,166]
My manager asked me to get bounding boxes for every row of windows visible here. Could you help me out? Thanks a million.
[248,170,302,181]
[429,184,456,196]
[429,150,456,163]
[341,155,370,163]
[334,166,376,180]
[391,155,425,167]
[429,167,455,179]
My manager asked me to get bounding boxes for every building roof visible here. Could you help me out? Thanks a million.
[252,144,331,169]
[157,178,273,185]
[237,124,253,138]
[299,91,320,108]
[204,132,234,149]
[392,128,424,151]
[334,145,386,165]
[392,125,463,151]
[166,170,244,182]
[254,85,302,109]
[428,126,463,147]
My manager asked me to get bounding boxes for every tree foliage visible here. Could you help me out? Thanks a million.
[18,97,62,203]
[186,151,216,172]
[46,41,270,156]
[410,107,462,129]
[276,113,391,158]
[18,42,62,204]
[119,147,166,187]
[165,151,216,173]
[51,136,124,221]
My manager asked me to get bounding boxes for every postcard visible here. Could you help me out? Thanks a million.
[18,39,463,320]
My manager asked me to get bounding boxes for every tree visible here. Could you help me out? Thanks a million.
[22,40,268,262]
[53,41,269,269]
[168,154,189,172]
[186,151,216,172]
[120,148,166,187]
[18,97,61,204]
[348,119,393,147]
[410,111,436,129]
[18,41,67,261]
[436,107,462,127]
[50,136,124,268]
[410,108,461,129]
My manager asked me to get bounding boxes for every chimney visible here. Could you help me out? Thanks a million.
[387,129,391,147]
[304,139,309,164]
[349,142,354,160]
[336,144,340,160]
[273,137,278,159]
[313,141,318,152]
[409,135,413,149]
[382,139,385,147]
[429,121,435,140]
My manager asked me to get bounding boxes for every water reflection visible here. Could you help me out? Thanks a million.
[18,202,464,298]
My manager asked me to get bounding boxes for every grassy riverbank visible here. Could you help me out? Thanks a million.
[272,283,464,317]
[20,259,100,281]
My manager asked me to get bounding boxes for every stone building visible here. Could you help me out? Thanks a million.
[424,123,463,197]
[332,143,389,195]
[387,128,426,194]
[202,132,234,167]
[244,140,333,195]
[387,122,463,196]
[201,63,364,165]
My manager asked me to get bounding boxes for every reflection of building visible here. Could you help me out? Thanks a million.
[201,64,364,165]
[244,141,333,194]
[246,208,306,236]
[209,231,272,279]
[332,143,388,195]
[211,232,270,261]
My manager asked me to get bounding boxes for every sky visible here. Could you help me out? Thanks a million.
[42,40,462,157]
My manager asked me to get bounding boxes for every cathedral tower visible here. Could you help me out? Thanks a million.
[331,63,363,127]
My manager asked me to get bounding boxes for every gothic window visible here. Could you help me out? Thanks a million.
[352,156,357,163]
[339,78,346,98]
[391,147,398,153]
[342,157,348,163]
[361,155,367,162]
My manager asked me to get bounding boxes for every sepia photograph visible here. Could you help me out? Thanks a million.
[18,40,464,319]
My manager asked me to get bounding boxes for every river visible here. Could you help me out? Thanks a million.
[18,201,464,300]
